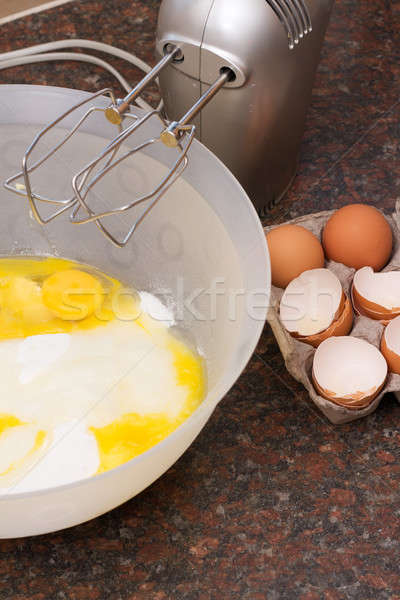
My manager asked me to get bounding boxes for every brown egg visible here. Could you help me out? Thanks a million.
[322,204,392,271]
[266,224,325,288]
[381,316,400,374]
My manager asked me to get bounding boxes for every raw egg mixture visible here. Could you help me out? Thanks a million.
[0,257,205,494]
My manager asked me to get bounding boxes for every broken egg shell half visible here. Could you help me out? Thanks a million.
[279,268,353,347]
[296,294,353,348]
[352,266,400,323]
[380,315,400,374]
[312,336,388,410]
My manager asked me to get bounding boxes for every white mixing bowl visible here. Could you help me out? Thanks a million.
[0,85,270,537]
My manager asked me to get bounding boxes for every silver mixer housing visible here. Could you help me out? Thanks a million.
[156,0,334,212]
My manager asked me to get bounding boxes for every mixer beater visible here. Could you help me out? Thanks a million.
[4,45,234,247]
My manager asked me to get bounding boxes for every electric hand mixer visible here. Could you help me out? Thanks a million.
[3,0,334,248]
[0,0,335,538]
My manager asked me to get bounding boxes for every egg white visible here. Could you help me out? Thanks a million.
[0,319,189,494]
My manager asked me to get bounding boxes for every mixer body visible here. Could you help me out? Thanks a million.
[156,0,334,212]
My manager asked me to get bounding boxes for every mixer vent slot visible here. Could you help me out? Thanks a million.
[266,0,312,49]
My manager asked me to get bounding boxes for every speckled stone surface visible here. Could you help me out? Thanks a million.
[0,0,399,598]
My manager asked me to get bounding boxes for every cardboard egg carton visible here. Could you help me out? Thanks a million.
[265,200,400,424]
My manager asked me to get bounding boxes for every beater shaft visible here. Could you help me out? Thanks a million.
[105,45,181,125]
[160,68,233,148]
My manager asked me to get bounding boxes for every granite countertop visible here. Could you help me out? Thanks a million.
[0,0,399,598]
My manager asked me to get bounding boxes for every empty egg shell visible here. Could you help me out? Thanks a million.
[312,336,387,409]
[296,295,353,348]
[352,266,400,323]
[381,315,400,374]
[279,269,353,347]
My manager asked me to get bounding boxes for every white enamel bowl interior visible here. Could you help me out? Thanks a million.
[0,85,270,538]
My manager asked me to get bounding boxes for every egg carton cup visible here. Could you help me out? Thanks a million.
[265,200,400,424]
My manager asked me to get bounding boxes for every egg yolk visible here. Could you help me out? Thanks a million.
[91,336,205,473]
[0,430,47,477]
[0,414,46,477]
[42,269,104,321]
[0,414,23,436]
[0,258,121,339]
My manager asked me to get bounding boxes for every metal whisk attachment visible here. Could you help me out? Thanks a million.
[4,45,232,247]
[70,69,231,247]
[4,86,121,224]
